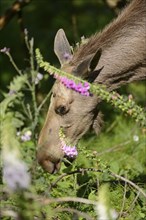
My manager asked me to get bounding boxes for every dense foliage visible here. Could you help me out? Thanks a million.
[0,1,146,219]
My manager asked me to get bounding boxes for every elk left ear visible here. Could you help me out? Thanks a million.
[54,29,72,66]
[73,48,102,80]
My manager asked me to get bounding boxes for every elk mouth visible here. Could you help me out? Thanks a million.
[38,155,62,174]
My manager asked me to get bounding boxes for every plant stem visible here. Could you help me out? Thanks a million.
[37,90,52,113]
[29,38,38,132]
[6,52,22,75]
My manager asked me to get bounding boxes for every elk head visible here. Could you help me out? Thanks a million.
[37,0,146,173]
[37,29,103,173]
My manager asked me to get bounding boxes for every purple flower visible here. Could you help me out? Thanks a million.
[20,130,32,142]
[60,138,78,158]
[0,47,10,54]
[54,74,91,96]
[3,157,31,191]
[62,145,78,158]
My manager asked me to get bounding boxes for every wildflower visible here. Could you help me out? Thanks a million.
[8,89,16,95]
[54,74,91,96]
[111,95,117,100]
[59,128,78,158]
[96,202,118,220]
[20,130,32,142]
[34,72,43,84]
[62,144,78,158]
[133,135,139,142]
[17,131,21,136]
[3,154,31,191]
[0,47,10,54]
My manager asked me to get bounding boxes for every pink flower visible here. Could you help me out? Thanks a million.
[60,138,78,158]
[54,74,91,96]
[62,145,78,158]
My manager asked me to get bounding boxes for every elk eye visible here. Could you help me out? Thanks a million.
[55,105,68,115]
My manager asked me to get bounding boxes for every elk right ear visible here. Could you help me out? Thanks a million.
[73,48,103,81]
[54,29,72,66]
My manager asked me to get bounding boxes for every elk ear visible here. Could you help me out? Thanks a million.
[54,29,72,66]
[73,48,102,80]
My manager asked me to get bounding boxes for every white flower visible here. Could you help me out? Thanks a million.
[35,73,43,84]
[95,202,118,220]
[133,135,139,142]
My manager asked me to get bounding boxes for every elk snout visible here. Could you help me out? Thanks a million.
[37,111,64,173]
[37,144,64,173]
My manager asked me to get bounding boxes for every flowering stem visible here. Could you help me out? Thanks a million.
[35,48,146,127]
[37,90,52,113]
[26,37,38,132]
[6,52,22,76]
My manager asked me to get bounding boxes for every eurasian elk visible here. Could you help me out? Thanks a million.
[37,0,146,173]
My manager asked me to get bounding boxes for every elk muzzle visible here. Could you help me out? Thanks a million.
[37,114,64,173]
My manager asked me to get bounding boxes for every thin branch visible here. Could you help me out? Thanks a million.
[0,0,30,30]
[54,207,94,220]
[48,167,146,198]
[6,52,22,76]
[124,191,140,215]
[109,171,146,198]
[95,140,131,156]
[39,196,97,206]
[119,175,127,218]
[37,90,52,113]
[48,168,103,191]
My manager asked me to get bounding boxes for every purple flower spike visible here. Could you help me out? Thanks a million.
[53,73,91,96]
[84,82,90,89]
[3,158,31,191]
[62,145,78,158]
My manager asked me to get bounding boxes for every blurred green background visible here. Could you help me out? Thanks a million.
[0,0,119,92]
[1,0,145,108]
